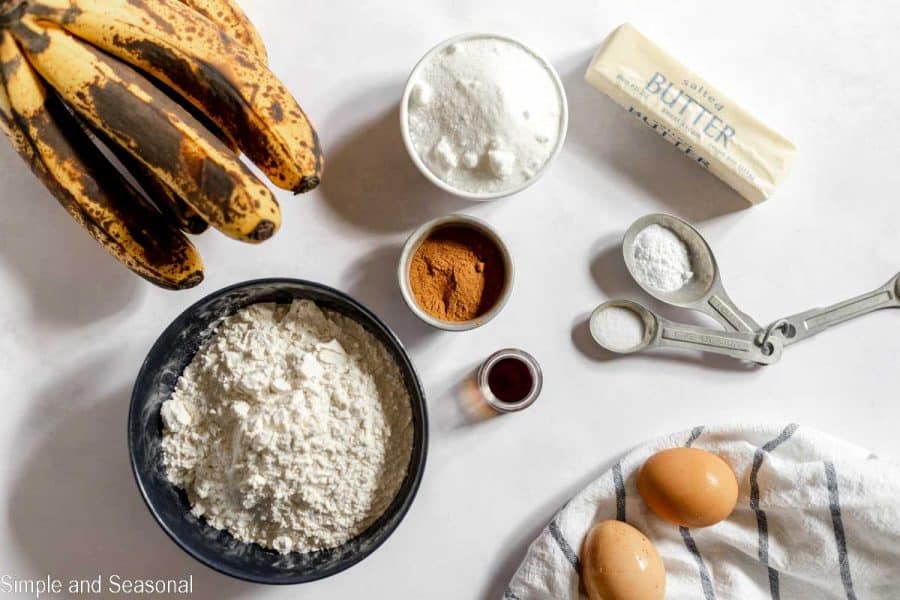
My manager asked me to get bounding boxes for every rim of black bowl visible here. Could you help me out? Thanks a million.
[128,278,429,585]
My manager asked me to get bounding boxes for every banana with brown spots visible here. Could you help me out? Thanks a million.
[25,0,323,193]
[177,0,267,63]
[80,119,210,234]
[172,0,266,152]
[0,31,204,289]
[117,143,211,235]
[8,16,282,243]
[0,43,28,153]
[134,161,210,234]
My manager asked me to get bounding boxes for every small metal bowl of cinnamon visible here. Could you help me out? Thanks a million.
[398,214,514,331]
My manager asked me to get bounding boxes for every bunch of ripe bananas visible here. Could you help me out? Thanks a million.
[0,0,323,289]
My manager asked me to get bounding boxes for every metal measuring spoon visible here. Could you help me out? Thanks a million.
[590,300,782,364]
[623,214,761,334]
[761,272,900,347]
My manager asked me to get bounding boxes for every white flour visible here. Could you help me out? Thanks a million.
[160,300,413,554]
[591,305,646,352]
[407,36,563,194]
[632,224,694,292]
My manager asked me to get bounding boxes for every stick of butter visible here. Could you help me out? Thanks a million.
[585,24,796,204]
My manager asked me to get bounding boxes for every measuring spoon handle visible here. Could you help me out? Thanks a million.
[706,288,762,334]
[776,273,900,345]
[654,318,781,364]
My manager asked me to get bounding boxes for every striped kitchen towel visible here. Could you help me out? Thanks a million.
[505,424,900,599]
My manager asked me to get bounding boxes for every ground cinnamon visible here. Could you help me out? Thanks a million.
[409,225,506,322]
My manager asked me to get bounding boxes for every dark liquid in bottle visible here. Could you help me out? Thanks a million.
[487,357,534,403]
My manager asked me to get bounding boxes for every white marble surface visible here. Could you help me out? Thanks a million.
[0,1,897,598]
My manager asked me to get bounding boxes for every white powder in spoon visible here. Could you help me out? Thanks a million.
[631,224,694,293]
[591,305,646,352]
[406,36,564,195]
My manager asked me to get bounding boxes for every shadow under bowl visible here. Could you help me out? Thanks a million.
[128,279,428,585]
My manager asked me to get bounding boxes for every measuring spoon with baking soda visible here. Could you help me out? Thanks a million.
[590,300,782,364]
[623,213,762,334]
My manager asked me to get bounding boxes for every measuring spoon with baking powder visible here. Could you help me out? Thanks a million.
[590,300,782,364]
[760,272,900,347]
[623,214,762,334]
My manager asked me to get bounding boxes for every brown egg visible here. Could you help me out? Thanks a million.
[580,520,666,600]
[637,447,739,528]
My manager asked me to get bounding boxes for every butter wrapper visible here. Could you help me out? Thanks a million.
[585,24,796,204]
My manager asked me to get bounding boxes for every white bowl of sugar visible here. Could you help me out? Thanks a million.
[400,33,568,200]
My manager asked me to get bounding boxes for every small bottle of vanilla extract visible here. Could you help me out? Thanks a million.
[476,349,543,413]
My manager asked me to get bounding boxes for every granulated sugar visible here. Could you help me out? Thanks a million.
[406,36,564,194]
[632,224,694,292]
[592,305,646,352]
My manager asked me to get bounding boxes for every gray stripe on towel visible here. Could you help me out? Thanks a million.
[750,423,800,600]
[680,526,717,600]
[679,426,716,599]
[549,518,580,571]
[825,461,857,600]
[685,425,705,447]
[613,461,626,522]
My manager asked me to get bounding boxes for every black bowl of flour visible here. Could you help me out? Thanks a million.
[129,279,428,584]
